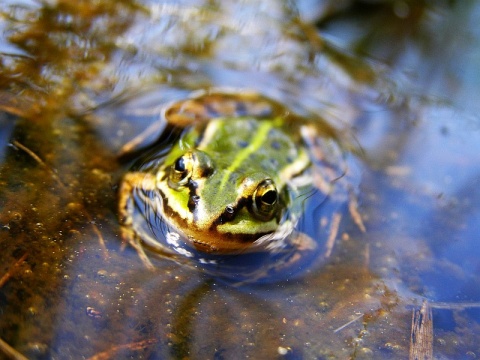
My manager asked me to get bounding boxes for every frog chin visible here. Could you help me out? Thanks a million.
[252,220,295,252]
[162,210,297,254]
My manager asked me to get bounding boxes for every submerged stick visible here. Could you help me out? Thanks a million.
[0,253,28,289]
[333,313,364,333]
[0,338,28,360]
[409,301,433,360]
[430,302,480,310]
[86,338,158,360]
[324,213,341,258]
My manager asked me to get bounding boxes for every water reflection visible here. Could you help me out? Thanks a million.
[0,0,143,119]
[0,0,479,359]
[48,243,414,359]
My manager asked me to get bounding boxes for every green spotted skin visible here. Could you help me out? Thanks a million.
[153,116,310,252]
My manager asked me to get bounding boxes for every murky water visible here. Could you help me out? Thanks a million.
[1,1,479,359]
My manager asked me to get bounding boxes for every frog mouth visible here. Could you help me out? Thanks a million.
[191,239,218,253]
[187,230,276,255]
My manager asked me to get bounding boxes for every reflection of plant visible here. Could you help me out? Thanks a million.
[0,1,143,117]
[319,0,470,66]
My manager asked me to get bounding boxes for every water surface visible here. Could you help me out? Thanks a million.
[1,1,479,359]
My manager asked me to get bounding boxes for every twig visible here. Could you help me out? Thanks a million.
[348,190,366,233]
[409,301,433,360]
[430,302,480,310]
[0,253,28,288]
[86,338,158,360]
[363,242,370,268]
[0,337,28,360]
[324,213,341,258]
[333,313,364,333]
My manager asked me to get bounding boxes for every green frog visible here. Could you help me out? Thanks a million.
[118,91,363,274]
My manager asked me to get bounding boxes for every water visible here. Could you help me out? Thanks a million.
[0,1,479,359]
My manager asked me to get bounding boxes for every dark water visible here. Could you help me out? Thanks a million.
[1,1,479,359]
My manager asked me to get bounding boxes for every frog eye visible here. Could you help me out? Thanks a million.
[168,150,213,189]
[252,179,278,220]
[169,153,194,187]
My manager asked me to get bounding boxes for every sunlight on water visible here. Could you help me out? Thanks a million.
[0,0,479,359]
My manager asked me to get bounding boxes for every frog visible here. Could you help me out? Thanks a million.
[118,90,364,276]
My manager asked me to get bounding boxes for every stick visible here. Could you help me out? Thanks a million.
[0,253,28,288]
[409,301,433,360]
[0,338,28,360]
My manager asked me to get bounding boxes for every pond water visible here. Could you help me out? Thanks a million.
[1,0,479,359]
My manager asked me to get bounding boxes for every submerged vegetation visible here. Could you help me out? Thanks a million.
[0,0,479,358]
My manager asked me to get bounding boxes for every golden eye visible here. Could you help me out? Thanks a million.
[169,152,195,188]
[168,150,213,189]
[252,179,278,221]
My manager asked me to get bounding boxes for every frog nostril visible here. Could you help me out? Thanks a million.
[219,205,236,223]
[188,195,200,211]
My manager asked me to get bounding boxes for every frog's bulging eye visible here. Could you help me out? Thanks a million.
[168,150,213,189]
[252,179,278,221]
[174,157,186,172]
[169,153,194,187]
